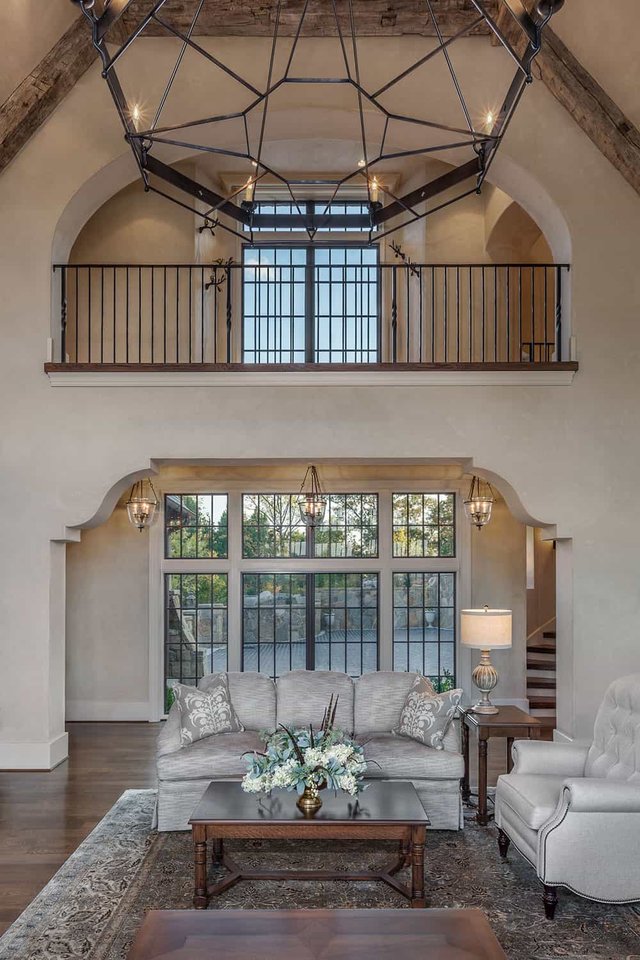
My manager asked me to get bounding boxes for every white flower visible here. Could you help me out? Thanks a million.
[303,747,326,768]
[271,758,298,787]
[242,772,271,793]
[337,772,358,795]
[327,744,353,765]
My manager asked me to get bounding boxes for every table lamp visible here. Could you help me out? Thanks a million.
[461,606,512,715]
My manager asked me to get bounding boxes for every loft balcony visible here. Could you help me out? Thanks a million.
[45,261,577,385]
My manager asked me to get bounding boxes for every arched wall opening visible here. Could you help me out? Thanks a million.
[61,458,568,739]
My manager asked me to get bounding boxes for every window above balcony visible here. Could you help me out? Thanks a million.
[45,179,577,386]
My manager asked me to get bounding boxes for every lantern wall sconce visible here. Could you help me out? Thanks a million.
[464,476,495,530]
[126,478,159,532]
[297,465,327,528]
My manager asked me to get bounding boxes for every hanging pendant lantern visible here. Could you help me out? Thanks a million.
[126,479,159,532]
[464,476,494,531]
[297,465,327,528]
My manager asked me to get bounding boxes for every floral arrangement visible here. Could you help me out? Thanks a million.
[241,695,367,801]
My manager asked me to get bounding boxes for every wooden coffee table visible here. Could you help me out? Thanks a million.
[189,780,429,909]
[127,909,508,959]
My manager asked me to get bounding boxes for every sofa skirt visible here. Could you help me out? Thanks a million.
[156,776,463,832]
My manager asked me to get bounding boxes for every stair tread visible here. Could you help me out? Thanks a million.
[528,640,556,653]
[542,631,557,639]
[527,678,556,689]
[527,658,557,670]
[529,696,556,708]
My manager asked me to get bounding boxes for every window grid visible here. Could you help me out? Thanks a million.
[314,572,379,677]
[392,572,456,691]
[244,201,372,233]
[165,572,228,708]
[314,493,379,558]
[242,573,308,678]
[392,493,456,558]
[242,492,379,559]
[242,246,379,365]
[165,493,228,559]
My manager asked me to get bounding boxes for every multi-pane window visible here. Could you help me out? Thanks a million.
[243,494,307,558]
[242,572,378,680]
[315,573,378,675]
[165,573,228,707]
[242,246,379,364]
[242,493,378,559]
[165,494,228,558]
[162,487,458,700]
[242,573,308,677]
[392,572,455,691]
[244,201,372,233]
[392,493,455,558]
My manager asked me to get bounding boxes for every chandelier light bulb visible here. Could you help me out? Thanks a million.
[370,177,380,204]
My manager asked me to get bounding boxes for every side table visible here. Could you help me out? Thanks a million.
[461,706,541,825]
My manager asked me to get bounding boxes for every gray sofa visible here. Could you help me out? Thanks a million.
[157,669,464,831]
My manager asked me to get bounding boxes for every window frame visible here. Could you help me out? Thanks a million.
[241,242,381,365]
[150,479,470,720]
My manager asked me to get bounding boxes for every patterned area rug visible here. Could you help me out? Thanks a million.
[1,789,639,960]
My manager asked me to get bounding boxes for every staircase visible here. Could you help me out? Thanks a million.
[527,628,556,732]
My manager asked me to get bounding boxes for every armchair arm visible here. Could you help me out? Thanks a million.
[511,739,589,777]
[561,778,640,814]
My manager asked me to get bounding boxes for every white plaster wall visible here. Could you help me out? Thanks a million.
[65,502,149,721]
[1,36,640,764]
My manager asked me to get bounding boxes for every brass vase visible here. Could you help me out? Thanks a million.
[296,782,323,817]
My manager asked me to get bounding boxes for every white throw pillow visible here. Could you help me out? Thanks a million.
[393,675,463,751]
[174,675,244,746]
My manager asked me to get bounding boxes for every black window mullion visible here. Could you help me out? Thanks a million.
[305,241,315,364]
[306,572,315,670]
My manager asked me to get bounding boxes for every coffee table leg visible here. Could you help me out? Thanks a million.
[410,825,426,908]
[193,826,208,909]
[477,737,490,825]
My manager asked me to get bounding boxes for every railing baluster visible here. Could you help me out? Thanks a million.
[418,267,423,363]
[150,268,154,364]
[431,266,435,363]
[87,267,92,364]
[138,267,142,364]
[125,265,129,364]
[555,265,563,362]
[506,267,510,363]
[391,266,398,363]
[494,265,498,362]
[518,266,522,362]
[226,264,233,363]
[481,266,485,364]
[201,266,205,363]
[59,267,67,364]
[163,266,167,364]
[544,266,548,361]
[468,267,472,362]
[100,267,105,364]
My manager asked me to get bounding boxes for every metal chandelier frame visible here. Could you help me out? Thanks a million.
[74,0,564,244]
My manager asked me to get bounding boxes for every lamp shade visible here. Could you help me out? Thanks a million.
[461,608,512,650]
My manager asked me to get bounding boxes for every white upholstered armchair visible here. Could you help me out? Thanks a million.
[495,674,640,919]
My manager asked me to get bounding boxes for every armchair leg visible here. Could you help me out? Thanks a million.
[497,829,510,859]
[542,884,558,920]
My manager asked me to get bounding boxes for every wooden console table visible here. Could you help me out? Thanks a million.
[461,706,541,825]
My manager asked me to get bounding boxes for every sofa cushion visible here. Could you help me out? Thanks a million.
[174,678,243,746]
[393,677,462,750]
[496,773,564,830]
[199,672,276,732]
[277,670,354,732]
[157,730,264,782]
[354,671,417,735]
[361,733,464,780]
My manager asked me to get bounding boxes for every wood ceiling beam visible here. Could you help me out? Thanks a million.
[119,0,496,37]
[495,5,640,197]
[0,16,98,175]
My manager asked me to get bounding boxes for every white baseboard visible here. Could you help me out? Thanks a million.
[0,731,69,770]
[66,700,151,721]
[493,698,530,712]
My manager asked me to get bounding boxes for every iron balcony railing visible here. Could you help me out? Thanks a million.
[52,262,570,367]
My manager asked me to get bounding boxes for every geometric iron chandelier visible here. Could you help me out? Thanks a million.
[74,0,564,244]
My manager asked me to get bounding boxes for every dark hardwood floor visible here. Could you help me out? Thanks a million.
[0,723,159,936]
[0,722,519,936]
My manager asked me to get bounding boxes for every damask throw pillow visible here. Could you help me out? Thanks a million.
[174,675,244,746]
[393,675,463,751]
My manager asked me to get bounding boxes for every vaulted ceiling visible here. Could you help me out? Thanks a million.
[1,0,639,199]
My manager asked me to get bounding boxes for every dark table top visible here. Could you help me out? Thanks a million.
[189,780,429,826]
[127,909,508,960]
[462,705,541,729]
